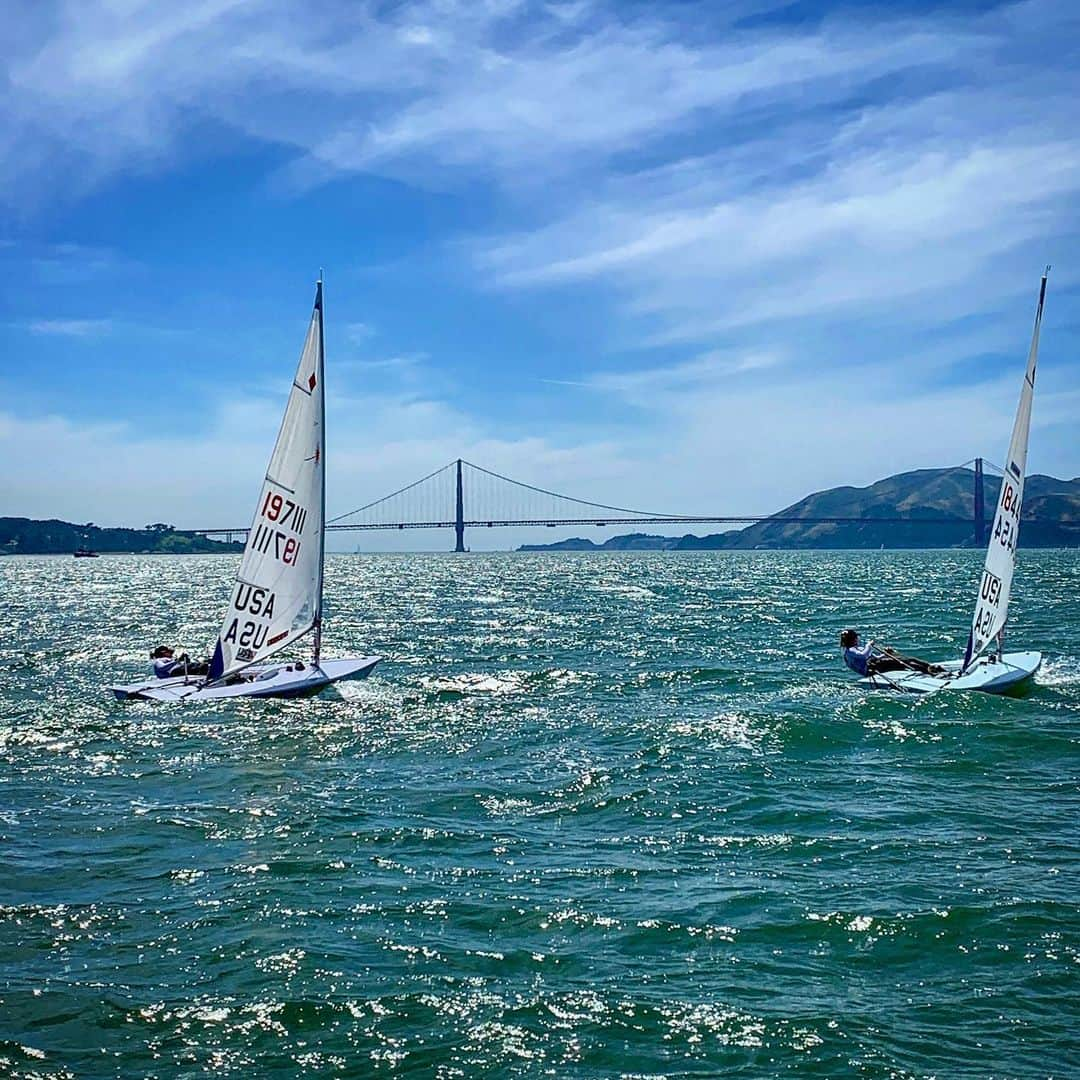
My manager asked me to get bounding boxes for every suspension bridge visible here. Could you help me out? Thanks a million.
[194,457,998,551]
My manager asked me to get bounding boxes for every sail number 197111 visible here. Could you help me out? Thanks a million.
[251,491,308,565]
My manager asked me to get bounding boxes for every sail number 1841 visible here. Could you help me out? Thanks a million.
[992,481,1021,553]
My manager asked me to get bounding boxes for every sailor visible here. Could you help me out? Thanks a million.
[150,645,210,678]
[839,630,942,677]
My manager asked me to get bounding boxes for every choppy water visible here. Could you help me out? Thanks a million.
[1,550,1078,1078]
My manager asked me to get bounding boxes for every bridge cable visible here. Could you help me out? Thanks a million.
[460,459,699,520]
[328,461,455,524]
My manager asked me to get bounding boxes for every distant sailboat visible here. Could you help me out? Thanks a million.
[111,279,381,702]
[863,270,1048,695]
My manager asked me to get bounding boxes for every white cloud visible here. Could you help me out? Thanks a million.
[475,113,1080,351]
[339,353,426,374]
[0,382,631,549]
[25,318,112,337]
[4,0,1065,201]
[2,336,1075,552]
[26,243,133,283]
[344,321,375,345]
[445,2,1080,367]
[582,350,782,399]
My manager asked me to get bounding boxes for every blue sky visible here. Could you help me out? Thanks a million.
[1,0,1078,550]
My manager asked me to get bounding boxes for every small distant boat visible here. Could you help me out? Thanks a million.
[111,279,381,702]
[74,547,99,558]
[863,270,1048,695]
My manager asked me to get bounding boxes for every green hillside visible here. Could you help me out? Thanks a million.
[708,469,1080,550]
[519,468,1080,551]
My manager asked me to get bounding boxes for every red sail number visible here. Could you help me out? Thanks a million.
[261,492,308,535]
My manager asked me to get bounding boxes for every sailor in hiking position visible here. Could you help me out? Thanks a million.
[839,630,942,678]
[150,645,210,679]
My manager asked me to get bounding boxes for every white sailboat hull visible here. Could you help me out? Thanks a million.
[111,656,381,702]
[859,650,1041,695]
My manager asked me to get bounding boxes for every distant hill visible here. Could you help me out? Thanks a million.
[518,468,1080,551]
[0,518,244,555]
[520,532,676,552]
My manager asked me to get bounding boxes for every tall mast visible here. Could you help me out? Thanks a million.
[313,275,327,665]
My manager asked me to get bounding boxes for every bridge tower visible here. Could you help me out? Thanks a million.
[454,458,466,552]
[973,457,985,548]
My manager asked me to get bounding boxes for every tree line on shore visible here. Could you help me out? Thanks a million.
[0,518,243,555]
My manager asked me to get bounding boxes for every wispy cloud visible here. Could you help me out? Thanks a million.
[347,353,426,372]
[4,1,1067,199]
[26,243,133,283]
[344,321,375,345]
[476,87,1080,353]
[448,2,1079,379]
[275,4,967,187]
[582,350,782,400]
[25,318,112,337]
[335,351,429,380]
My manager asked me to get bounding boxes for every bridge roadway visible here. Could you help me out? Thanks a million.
[192,456,990,544]
[195,514,974,539]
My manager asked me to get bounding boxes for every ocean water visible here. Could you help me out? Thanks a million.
[1,550,1077,1079]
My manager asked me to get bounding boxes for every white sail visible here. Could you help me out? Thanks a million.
[207,283,326,682]
[964,271,1048,669]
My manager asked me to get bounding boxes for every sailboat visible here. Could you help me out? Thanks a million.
[862,270,1048,695]
[111,280,381,702]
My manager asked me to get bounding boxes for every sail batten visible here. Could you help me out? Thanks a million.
[963,271,1048,670]
[206,285,326,683]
